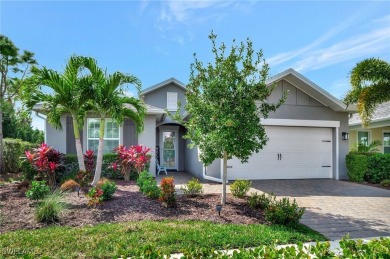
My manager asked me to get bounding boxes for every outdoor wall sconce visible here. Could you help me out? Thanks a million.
[216,204,223,216]
[342,132,349,140]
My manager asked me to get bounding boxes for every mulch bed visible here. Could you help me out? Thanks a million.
[0,180,265,234]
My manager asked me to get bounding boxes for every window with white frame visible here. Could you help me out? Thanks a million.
[87,118,120,154]
[167,92,178,111]
[357,131,370,146]
[383,132,390,154]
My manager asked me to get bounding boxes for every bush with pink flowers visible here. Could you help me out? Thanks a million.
[25,143,63,188]
[111,145,152,181]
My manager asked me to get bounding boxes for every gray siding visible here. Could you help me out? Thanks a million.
[46,115,67,154]
[184,139,204,178]
[123,119,138,147]
[268,80,325,107]
[143,83,187,117]
[66,116,83,154]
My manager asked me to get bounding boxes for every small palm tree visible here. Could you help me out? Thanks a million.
[24,55,92,171]
[83,58,146,186]
[344,58,390,127]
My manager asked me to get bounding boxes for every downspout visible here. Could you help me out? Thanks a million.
[35,111,47,144]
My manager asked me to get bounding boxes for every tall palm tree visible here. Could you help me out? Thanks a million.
[24,55,92,171]
[83,58,146,186]
[344,58,390,127]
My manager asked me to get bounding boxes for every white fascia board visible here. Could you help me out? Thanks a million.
[261,118,340,128]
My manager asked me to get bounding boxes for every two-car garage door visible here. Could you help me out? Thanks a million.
[227,126,333,180]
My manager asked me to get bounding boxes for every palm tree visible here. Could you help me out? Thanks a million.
[83,58,146,186]
[344,58,390,127]
[24,55,92,171]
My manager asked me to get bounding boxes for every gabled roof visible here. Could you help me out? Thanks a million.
[140,77,186,96]
[266,68,356,113]
[349,101,390,126]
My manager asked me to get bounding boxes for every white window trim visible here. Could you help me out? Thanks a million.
[87,118,121,152]
[167,92,178,111]
[356,130,371,146]
[383,130,390,154]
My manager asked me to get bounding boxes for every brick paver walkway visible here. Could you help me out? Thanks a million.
[158,173,390,240]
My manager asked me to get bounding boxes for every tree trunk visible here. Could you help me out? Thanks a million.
[91,117,105,186]
[73,117,86,172]
[0,106,3,174]
[221,150,227,204]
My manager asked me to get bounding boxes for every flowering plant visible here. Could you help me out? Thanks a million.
[86,187,104,207]
[84,149,95,173]
[159,177,176,207]
[25,143,62,187]
[111,145,152,181]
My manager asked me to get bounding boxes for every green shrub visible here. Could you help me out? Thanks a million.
[380,179,390,187]
[143,180,161,199]
[35,191,65,223]
[248,192,275,210]
[136,171,154,190]
[346,153,369,182]
[366,153,390,183]
[100,180,117,201]
[136,171,160,199]
[3,138,37,174]
[230,179,252,198]
[25,181,50,200]
[20,160,37,181]
[265,197,305,226]
[127,237,390,258]
[181,178,203,197]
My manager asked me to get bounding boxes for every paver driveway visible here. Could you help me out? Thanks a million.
[249,179,390,240]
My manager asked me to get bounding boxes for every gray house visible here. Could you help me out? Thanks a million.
[34,68,355,181]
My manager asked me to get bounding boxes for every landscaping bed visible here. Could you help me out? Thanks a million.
[1,180,265,233]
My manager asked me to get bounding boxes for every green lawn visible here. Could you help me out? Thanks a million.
[0,220,326,258]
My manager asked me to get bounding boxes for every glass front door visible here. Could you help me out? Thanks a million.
[162,131,176,169]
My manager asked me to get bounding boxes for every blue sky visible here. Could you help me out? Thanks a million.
[1,1,390,130]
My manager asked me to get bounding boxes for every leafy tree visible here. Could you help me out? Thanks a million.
[0,34,37,173]
[83,58,146,186]
[344,58,390,127]
[182,32,285,204]
[2,102,44,143]
[23,55,91,172]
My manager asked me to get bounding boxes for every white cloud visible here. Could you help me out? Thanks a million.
[268,13,359,67]
[268,14,390,72]
[294,27,390,72]
[328,78,350,99]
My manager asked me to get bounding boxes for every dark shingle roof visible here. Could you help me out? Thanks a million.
[349,101,390,125]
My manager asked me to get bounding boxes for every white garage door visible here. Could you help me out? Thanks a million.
[227,126,333,180]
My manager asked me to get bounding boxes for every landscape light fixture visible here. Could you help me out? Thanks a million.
[216,204,222,216]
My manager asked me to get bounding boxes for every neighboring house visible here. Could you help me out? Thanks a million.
[348,101,390,154]
[34,68,355,181]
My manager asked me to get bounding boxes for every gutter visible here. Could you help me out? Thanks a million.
[202,164,228,183]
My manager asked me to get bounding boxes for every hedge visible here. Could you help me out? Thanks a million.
[345,154,369,182]
[366,153,390,183]
[3,138,38,174]
[346,153,390,183]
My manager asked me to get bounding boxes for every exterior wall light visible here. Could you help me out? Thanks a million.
[342,132,349,140]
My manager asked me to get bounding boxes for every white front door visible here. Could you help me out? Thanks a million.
[160,129,178,170]
[227,126,333,180]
